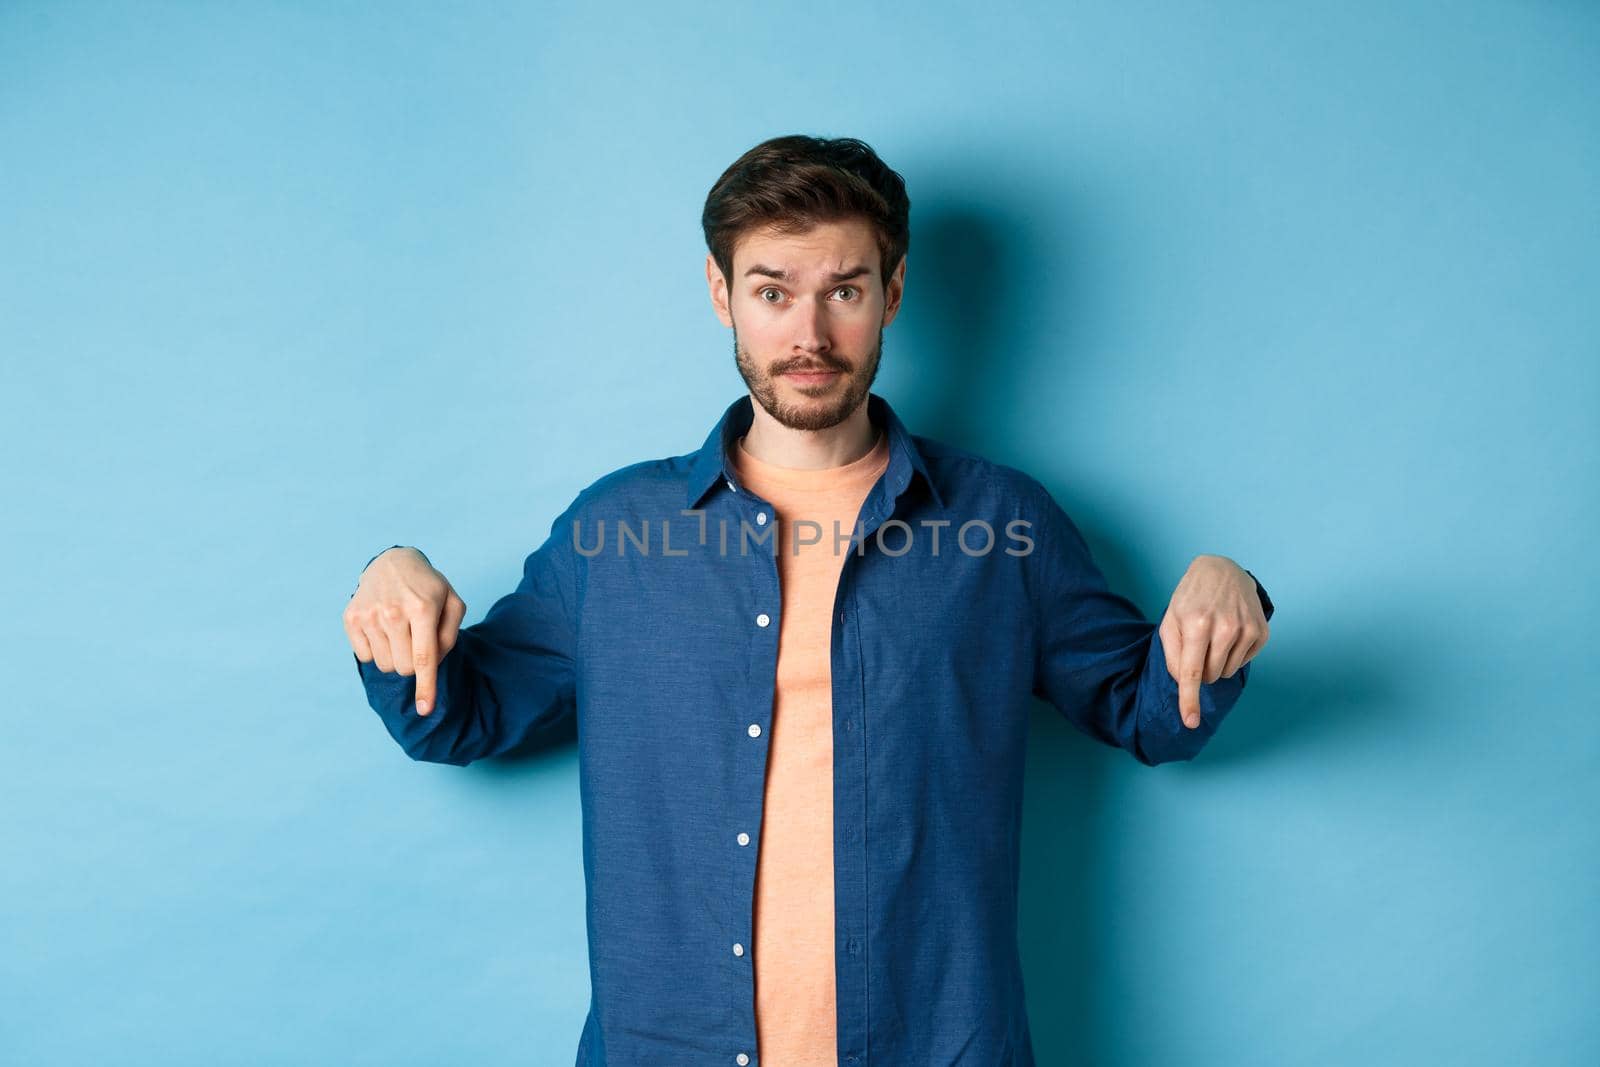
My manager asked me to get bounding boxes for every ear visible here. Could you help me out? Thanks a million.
[881,255,907,327]
[707,252,733,328]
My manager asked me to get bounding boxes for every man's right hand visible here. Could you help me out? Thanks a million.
[343,547,466,717]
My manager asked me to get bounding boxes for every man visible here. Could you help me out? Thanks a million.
[344,134,1274,1067]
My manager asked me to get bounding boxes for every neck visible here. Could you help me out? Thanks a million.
[739,395,877,470]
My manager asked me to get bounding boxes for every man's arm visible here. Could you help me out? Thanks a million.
[349,504,581,766]
[1027,488,1267,766]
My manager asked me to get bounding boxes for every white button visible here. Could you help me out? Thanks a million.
[733,942,744,956]
[756,613,770,627]
[737,1055,750,1066]
[748,723,761,737]
[726,478,736,492]
[756,511,767,525]
[737,832,750,846]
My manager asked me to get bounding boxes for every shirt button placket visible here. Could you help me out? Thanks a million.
[835,561,868,1067]
[739,579,773,1066]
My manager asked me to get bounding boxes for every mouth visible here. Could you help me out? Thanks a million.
[781,367,844,387]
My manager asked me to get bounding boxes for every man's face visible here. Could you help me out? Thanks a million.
[707,216,905,432]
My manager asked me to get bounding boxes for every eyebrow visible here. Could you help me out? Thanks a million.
[743,263,873,283]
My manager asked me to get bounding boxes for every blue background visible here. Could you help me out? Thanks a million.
[3,2,1595,1064]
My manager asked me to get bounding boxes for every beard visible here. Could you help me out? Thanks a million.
[732,318,883,432]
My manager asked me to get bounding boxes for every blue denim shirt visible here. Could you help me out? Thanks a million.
[352,391,1273,1066]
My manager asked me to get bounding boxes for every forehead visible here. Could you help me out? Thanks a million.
[732,217,879,278]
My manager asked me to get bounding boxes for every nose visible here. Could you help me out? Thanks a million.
[792,299,830,356]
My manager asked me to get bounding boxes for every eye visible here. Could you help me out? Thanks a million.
[759,287,783,303]
[834,286,859,301]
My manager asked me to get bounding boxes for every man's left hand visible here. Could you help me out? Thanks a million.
[1158,555,1271,730]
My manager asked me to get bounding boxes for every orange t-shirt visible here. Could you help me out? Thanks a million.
[730,427,890,1066]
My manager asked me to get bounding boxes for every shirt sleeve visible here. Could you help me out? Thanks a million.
[349,504,581,766]
[1027,487,1255,766]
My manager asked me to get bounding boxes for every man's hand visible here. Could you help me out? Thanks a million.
[1158,555,1270,730]
[343,547,467,717]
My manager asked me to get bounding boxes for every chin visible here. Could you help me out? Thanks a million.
[784,383,842,398]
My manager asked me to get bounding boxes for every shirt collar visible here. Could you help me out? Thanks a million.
[685,391,944,511]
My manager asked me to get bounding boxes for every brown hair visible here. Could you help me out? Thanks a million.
[701,134,911,292]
